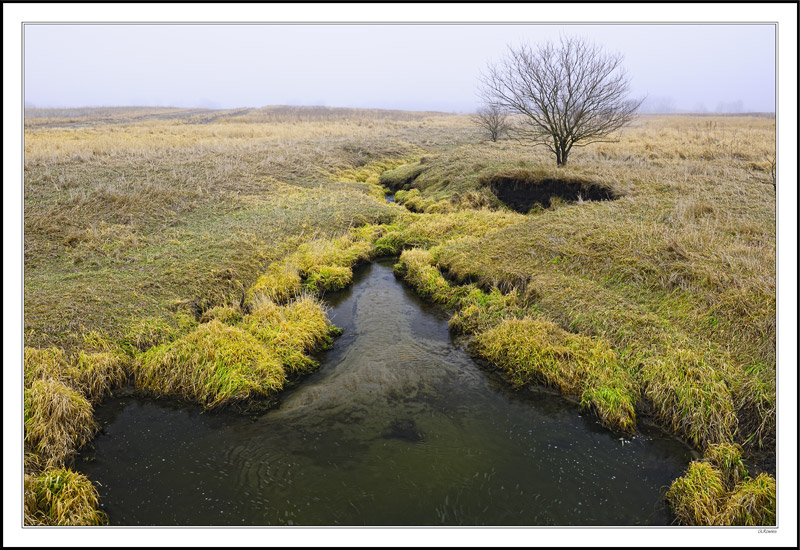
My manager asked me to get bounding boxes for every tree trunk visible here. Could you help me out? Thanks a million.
[557,145,569,166]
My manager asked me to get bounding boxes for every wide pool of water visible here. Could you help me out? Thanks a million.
[77,259,694,526]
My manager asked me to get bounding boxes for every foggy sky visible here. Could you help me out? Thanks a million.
[24,24,775,113]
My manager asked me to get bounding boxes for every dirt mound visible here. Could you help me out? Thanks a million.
[483,170,618,213]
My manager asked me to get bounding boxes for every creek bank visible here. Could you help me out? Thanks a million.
[77,260,694,526]
[485,174,618,213]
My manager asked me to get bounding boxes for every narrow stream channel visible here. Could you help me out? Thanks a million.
[77,259,693,526]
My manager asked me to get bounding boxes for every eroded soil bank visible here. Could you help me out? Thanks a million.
[77,260,693,526]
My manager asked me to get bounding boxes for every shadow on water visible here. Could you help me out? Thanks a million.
[77,259,693,526]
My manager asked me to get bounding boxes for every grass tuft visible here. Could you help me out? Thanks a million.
[25,346,128,404]
[293,235,372,276]
[24,378,97,468]
[24,347,71,387]
[719,473,776,526]
[394,248,456,304]
[242,294,338,374]
[71,350,128,403]
[303,264,353,293]
[199,304,244,325]
[25,468,108,526]
[667,456,776,526]
[245,261,302,306]
[666,461,727,525]
[730,362,776,451]
[703,442,749,489]
[473,318,638,433]
[134,319,285,409]
[641,348,736,449]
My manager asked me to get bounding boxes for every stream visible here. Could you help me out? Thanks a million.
[76,259,693,526]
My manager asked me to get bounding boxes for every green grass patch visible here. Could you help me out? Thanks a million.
[303,264,353,293]
[373,210,523,255]
[448,286,520,334]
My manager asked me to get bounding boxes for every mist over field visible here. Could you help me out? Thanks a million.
[24,24,775,113]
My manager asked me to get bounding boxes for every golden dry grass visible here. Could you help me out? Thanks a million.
[25,468,108,525]
[134,319,287,409]
[242,294,337,375]
[24,378,97,469]
[666,443,775,525]
[25,346,128,404]
[474,318,638,433]
[23,107,776,525]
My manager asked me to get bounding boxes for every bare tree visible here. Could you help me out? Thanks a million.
[479,36,643,166]
[473,103,511,142]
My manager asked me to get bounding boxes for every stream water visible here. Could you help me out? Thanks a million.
[77,259,694,526]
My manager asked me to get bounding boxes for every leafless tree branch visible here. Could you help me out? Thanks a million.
[479,36,644,166]
[472,103,511,142]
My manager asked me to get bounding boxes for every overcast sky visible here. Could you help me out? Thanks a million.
[23,24,776,113]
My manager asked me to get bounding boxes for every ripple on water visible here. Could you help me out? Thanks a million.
[78,259,693,526]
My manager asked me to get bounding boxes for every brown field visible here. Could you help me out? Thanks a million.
[23,106,776,525]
